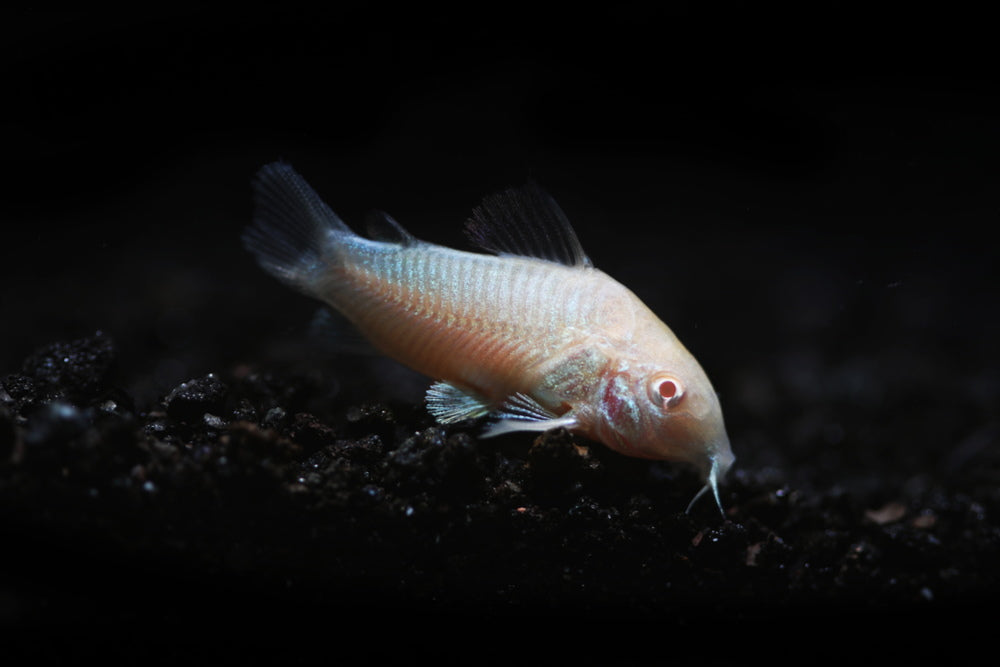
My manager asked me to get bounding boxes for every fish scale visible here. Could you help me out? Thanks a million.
[342,247,570,383]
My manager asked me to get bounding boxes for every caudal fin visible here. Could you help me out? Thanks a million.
[242,162,351,295]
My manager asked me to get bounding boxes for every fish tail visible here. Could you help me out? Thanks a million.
[242,162,353,296]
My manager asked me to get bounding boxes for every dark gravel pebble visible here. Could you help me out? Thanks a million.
[20,332,116,400]
[163,373,228,423]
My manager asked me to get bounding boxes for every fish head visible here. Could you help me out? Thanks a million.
[594,359,734,512]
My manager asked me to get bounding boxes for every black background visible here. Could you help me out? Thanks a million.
[2,4,998,662]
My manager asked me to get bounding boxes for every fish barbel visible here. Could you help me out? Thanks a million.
[243,163,734,514]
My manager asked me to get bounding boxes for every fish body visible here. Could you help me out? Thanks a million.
[243,163,734,512]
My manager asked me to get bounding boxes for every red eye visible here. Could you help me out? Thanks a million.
[658,379,679,400]
[648,374,684,408]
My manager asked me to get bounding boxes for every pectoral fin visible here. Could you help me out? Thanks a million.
[426,381,492,424]
[480,392,578,438]
[425,382,578,437]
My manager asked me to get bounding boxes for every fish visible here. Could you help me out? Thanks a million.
[242,162,735,514]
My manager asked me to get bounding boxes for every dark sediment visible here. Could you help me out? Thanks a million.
[2,325,997,660]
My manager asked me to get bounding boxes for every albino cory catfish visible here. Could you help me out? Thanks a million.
[243,163,734,513]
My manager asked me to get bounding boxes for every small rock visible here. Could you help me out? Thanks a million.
[2,373,57,413]
[21,332,116,400]
[203,413,228,429]
[164,373,228,422]
[263,406,287,429]
[290,412,338,451]
[231,398,258,423]
[864,501,907,525]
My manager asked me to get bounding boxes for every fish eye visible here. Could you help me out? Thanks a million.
[648,374,684,409]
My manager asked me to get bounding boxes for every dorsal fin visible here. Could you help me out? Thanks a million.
[464,182,592,267]
[365,210,419,246]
